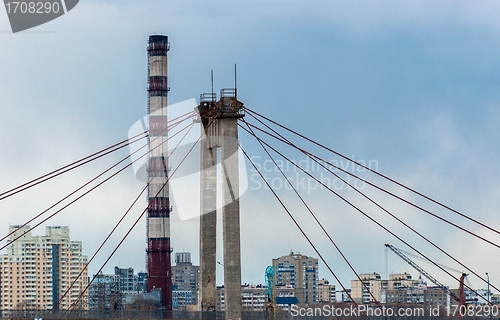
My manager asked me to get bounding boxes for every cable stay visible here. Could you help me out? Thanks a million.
[58,117,198,310]
[244,107,500,238]
[239,144,372,319]
[0,110,194,201]
[241,113,500,251]
[239,117,498,293]
[2,119,195,251]
[65,116,212,312]
[238,116,494,303]
[0,131,146,201]
[240,120,386,310]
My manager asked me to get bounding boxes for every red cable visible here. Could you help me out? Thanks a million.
[0,132,147,201]
[239,121,489,302]
[241,120,386,310]
[240,144,368,319]
[58,120,195,309]
[66,116,215,312]
[244,117,500,251]
[0,110,195,201]
[244,108,500,238]
[55,180,150,309]
[2,120,194,251]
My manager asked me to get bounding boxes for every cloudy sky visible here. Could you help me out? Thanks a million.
[1,0,500,293]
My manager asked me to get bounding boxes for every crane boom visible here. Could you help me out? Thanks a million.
[385,244,461,303]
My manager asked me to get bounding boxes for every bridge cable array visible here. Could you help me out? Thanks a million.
[1,105,497,312]
[239,107,497,307]
[0,111,196,311]
[64,115,212,312]
[245,108,500,238]
[1,111,195,250]
[241,111,499,296]
[240,120,384,315]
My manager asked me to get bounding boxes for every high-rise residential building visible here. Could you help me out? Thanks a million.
[114,267,138,293]
[352,272,420,304]
[463,288,492,305]
[88,267,147,310]
[171,252,199,306]
[335,289,352,303]
[423,287,458,311]
[351,273,384,304]
[385,276,427,304]
[88,273,120,310]
[172,290,194,310]
[491,294,500,304]
[387,272,417,290]
[137,272,147,293]
[216,284,296,312]
[318,278,336,303]
[0,225,88,310]
[272,252,318,305]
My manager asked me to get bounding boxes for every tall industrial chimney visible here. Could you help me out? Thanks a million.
[146,34,172,311]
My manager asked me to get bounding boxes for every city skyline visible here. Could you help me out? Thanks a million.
[0,222,495,311]
[1,0,500,294]
[0,225,489,296]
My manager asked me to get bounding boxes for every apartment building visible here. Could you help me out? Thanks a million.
[272,252,318,304]
[0,225,88,310]
[171,252,199,306]
[318,278,336,303]
[216,284,296,311]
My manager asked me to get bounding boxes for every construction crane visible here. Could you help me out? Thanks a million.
[385,244,467,306]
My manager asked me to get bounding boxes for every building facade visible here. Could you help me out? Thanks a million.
[88,273,120,310]
[272,252,318,304]
[385,275,427,304]
[318,278,336,303]
[352,272,463,313]
[137,272,147,293]
[216,284,296,311]
[172,290,194,310]
[351,273,384,304]
[0,225,88,310]
[88,267,144,310]
[114,267,138,293]
[387,273,416,290]
[171,252,199,307]
[351,272,420,304]
[335,289,352,303]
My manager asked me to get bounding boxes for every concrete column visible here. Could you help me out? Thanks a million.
[199,127,217,312]
[221,117,242,320]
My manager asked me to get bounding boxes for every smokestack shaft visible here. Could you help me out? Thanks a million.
[146,34,172,311]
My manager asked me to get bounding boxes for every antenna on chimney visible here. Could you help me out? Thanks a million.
[234,63,237,99]
[211,69,214,102]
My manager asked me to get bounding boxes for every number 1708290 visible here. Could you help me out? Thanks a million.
[5,2,60,14]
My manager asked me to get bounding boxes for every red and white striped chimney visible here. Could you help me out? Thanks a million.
[146,34,171,311]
